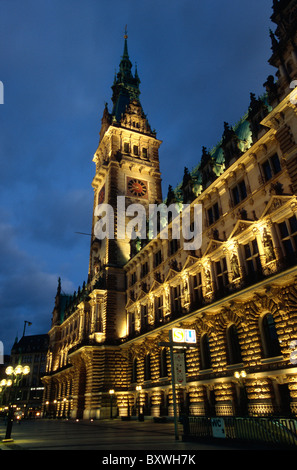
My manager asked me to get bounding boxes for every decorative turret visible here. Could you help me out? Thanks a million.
[221,122,242,167]
[51,277,62,326]
[268,0,297,101]
[247,92,269,142]
[98,28,155,142]
[51,277,73,326]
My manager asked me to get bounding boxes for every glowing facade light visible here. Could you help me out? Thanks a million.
[5,366,13,376]
[22,366,30,375]
[234,370,246,379]
[5,365,30,377]
[14,365,23,375]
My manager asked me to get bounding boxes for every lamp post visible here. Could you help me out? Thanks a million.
[234,370,246,383]
[109,389,115,419]
[2,364,30,442]
[136,385,142,419]
[158,328,197,440]
[234,370,247,416]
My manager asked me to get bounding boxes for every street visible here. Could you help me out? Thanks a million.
[0,417,278,453]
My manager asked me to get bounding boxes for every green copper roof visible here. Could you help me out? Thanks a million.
[166,93,272,203]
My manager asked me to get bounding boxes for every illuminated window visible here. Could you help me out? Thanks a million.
[260,313,281,358]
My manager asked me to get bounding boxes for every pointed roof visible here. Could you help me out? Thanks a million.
[111,28,141,121]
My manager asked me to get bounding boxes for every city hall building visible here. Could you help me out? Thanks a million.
[42,0,297,420]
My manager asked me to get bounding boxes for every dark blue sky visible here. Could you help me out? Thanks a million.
[0,0,275,352]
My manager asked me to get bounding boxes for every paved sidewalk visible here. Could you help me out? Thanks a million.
[0,417,276,452]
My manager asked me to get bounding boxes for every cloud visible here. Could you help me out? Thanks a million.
[22,188,93,248]
[0,219,75,353]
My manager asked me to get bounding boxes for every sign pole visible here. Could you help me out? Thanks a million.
[169,330,179,440]
[159,328,196,441]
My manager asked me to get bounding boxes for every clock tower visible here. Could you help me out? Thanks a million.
[88,31,163,341]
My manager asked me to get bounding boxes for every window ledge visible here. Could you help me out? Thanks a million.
[226,363,244,371]
[260,355,283,364]
[199,368,213,375]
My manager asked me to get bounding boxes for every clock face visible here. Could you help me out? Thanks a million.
[127,178,148,198]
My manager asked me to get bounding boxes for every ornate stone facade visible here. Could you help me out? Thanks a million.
[42,1,297,420]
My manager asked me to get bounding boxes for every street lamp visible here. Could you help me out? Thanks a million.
[135,385,142,420]
[234,370,248,416]
[234,370,246,382]
[109,389,115,419]
[2,364,30,442]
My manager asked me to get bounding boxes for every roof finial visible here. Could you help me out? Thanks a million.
[124,25,128,39]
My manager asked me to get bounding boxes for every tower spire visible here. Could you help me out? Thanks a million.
[123,25,128,56]
[118,25,133,81]
[111,28,141,121]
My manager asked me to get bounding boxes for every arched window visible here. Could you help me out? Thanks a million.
[261,313,282,358]
[226,324,242,365]
[144,354,151,381]
[200,333,212,370]
[159,348,168,377]
[132,358,138,383]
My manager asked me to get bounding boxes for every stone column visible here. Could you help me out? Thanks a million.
[214,382,235,416]
[246,378,275,417]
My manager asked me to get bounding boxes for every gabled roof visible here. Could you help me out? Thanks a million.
[228,219,255,240]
